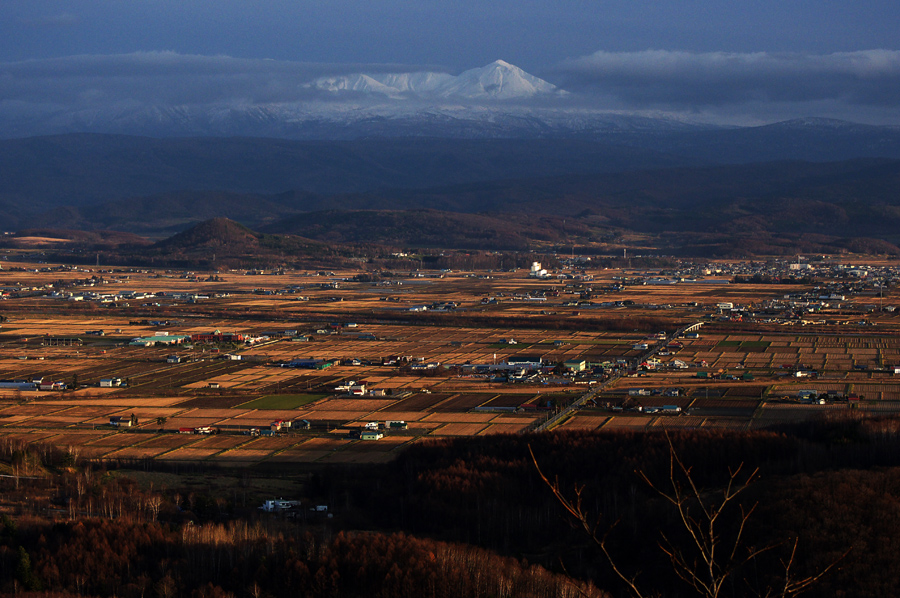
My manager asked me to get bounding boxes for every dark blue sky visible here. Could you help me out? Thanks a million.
[1,0,899,125]
[3,0,898,69]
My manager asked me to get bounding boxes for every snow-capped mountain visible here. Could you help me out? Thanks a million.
[309,60,563,100]
[311,72,455,97]
[5,58,846,141]
[0,59,704,140]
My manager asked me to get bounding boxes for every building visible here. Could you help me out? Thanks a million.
[288,358,334,370]
[506,355,544,368]
[129,334,188,347]
[190,330,246,343]
[0,380,36,391]
[529,262,549,279]
[563,360,587,372]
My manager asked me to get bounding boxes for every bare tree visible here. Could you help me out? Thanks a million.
[529,436,845,598]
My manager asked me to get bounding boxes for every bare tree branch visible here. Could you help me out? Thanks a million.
[530,434,846,598]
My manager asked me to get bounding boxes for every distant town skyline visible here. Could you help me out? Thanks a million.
[1,0,899,126]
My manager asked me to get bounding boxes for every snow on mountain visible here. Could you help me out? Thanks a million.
[436,60,561,99]
[308,60,562,100]
[0,59,719,139]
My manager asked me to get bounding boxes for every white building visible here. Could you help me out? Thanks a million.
[529,262,549,279]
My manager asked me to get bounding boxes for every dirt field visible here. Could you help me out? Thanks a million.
[1,259,900,463]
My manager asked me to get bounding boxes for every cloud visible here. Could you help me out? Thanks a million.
[553,49,900,109]
[0,52,442,107]
[1,50,899,131]
[18,12,80,27]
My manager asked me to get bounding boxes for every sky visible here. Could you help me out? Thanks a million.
[1,0,899,126]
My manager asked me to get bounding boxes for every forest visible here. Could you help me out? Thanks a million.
[3,414,900,596]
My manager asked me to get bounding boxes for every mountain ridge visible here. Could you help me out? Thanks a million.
[308,60,563,100]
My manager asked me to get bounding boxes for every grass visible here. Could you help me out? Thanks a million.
[236,394,328,410]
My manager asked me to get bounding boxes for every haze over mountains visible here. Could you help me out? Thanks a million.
[0,62,697,140]
[3,58,900,256]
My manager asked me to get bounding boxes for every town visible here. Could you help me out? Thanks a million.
[0,253,898,465]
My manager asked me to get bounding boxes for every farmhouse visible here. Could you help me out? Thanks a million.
[109,415,137,427]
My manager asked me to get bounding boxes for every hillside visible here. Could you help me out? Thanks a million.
[9,150,900,256]
[151,218,262,252]
[8,228,150,248]
[0,134,691,226]
[37,190,303,235]
[262,209,605,250]
[256,159,900,253]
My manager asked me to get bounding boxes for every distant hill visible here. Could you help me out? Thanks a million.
[2,228,150,249]
[38,190,303,236]
[263,209,603,250]
[151,218,261,252]
[16,157,900,254]
[5,122,900,229]
[0,134,691,225]
[256,159,900,254]
[136,218,335,268]
[636,118,900,164]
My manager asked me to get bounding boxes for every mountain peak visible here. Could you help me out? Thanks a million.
[309,60,561,101]
[446,60,559,100]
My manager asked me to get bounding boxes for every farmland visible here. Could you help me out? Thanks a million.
[2,256,900,465]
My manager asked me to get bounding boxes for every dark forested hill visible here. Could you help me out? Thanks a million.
[5,131,900,255]
[0,134,690,215]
